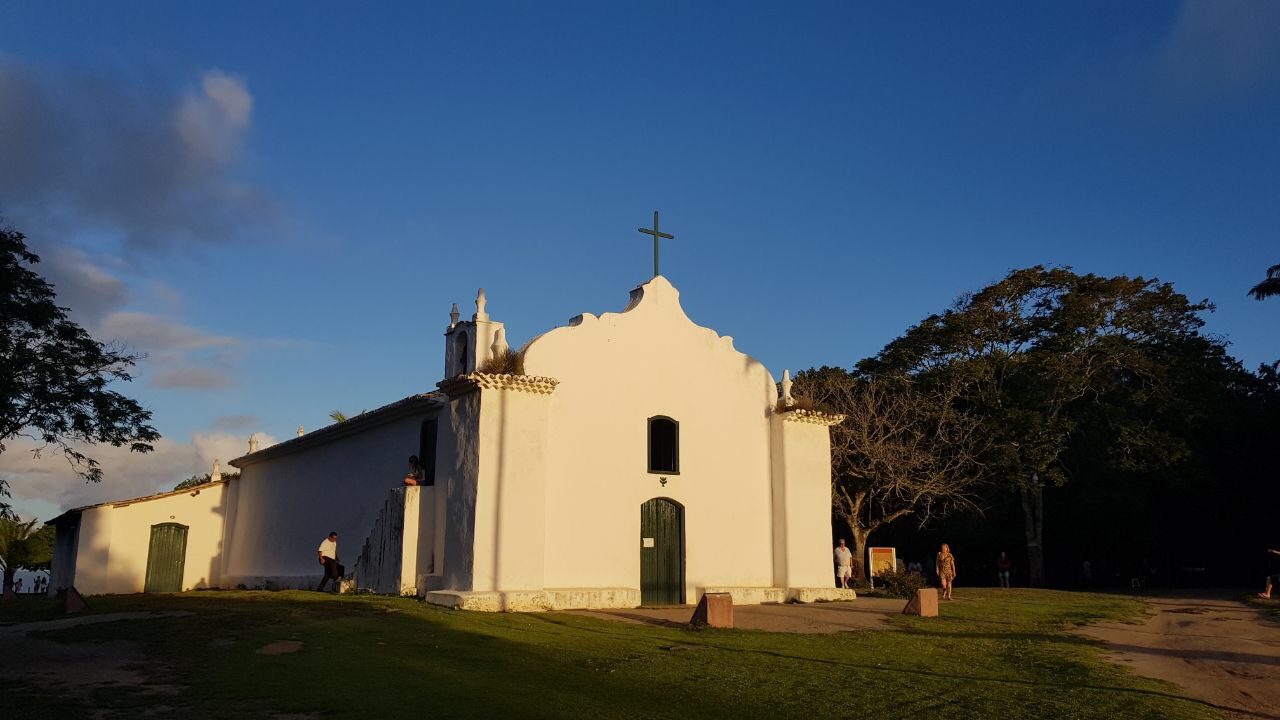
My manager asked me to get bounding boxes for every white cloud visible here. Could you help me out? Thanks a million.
[150,367,236,390]
[95,311,242,390]
[0,432,276,513]
[175,70,253,170]
[0,58,278,252]
[98,311,239,352]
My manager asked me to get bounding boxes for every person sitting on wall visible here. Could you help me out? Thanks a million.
[403,455,424,486]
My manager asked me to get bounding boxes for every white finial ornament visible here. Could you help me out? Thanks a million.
[297,425,305,437]
[781,370,794,407]
[474,288,489,321]
[210,459,222,483]
[248,433,259,453]
[449,303,460,329]
[490,326,508,357]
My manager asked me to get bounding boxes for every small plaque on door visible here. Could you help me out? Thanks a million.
[642,537,655,548]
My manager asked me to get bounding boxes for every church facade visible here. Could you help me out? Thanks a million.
[49,276,849,610]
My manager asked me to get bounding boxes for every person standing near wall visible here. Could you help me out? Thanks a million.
[317,531,340,593]
[834,539,854,589]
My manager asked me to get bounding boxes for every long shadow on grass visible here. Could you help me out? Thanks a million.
[527,612,1220,715]
[13,594,1234,720]
[1099,643,1280,667]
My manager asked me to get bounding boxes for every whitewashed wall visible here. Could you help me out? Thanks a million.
[55,482,229,595]
[224,405,439,588]
[521,276,783,603]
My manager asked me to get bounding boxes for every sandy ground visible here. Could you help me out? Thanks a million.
[1081,594,1280,720]
[568,597,907,633]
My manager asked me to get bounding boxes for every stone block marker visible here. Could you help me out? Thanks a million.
[58,586,88,614]
[902,588,938,617]
[691,592,733,628]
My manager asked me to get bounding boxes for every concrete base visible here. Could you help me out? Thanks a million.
[788,587,858,603]
[699,586,788,605]
[425,587,640,612]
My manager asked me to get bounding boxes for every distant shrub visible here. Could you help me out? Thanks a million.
[876,569,927,599]
[480,348,524,375]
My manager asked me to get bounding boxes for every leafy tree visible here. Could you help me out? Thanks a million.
[0,517,54,600]
[793,368,988,578]
[859,266,1219,585]
[1248,263,1280,300]
[0,226,160,510]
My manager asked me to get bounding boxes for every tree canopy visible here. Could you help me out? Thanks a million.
[857,266,1224,585]
[0,225,160,509]
[0,517,54,599]
[792,368,988,576]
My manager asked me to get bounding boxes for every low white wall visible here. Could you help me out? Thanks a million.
[353,487,421,595]
[65,483,229,595]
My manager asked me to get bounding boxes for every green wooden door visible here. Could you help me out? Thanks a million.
[144,523,188,593]
[640,498,684,605]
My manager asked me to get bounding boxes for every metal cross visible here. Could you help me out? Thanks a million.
[637,210,674,278]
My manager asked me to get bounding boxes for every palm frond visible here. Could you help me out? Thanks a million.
[1248,267,1280,300]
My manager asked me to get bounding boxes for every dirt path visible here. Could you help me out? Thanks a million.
[1081,595,1280,720]
[569,597,905,633]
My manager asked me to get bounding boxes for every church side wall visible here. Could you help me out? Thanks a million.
[223,413,434,587]
[522,279,779,603]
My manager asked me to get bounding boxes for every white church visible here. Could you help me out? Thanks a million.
[49,251,850,610]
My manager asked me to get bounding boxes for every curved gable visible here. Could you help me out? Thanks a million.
[522,276,776,405]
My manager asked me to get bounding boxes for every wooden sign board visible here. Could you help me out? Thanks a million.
[868,547,897,577]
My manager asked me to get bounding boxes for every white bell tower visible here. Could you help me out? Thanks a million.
[443,288,505,378]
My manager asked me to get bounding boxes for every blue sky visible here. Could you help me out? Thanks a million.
[1,1,1277,519]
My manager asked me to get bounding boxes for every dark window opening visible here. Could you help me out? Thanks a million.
[455,333,469,376]
[648,416,679,474]
[419,419,438,486]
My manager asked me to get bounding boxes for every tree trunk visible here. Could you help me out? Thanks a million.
[1,566,15,602]
[1020,480,1046,587]
[839,516,871,583]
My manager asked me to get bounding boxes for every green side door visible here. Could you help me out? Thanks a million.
[144,523,188,593]
[640,498,684,605]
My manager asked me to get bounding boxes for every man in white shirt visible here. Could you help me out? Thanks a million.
[834,539,854,589]
[317,531,340,592]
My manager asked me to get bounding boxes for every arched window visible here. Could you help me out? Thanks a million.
[648,416,679,474]
[419,419,438,486]
[455,333,469,376]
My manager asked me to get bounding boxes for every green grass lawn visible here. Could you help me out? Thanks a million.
[0,589,1222,720]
